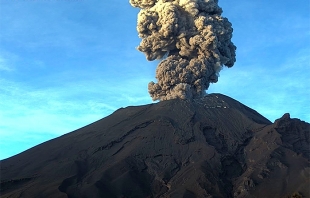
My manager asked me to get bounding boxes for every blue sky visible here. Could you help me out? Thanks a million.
[0,0,309,160]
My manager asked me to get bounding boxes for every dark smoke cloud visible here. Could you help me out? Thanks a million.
[130,0,236,101]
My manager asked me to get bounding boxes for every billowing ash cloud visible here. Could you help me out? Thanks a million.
[130,0,236,101]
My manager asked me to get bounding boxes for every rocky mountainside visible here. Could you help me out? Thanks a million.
[1,94,309,198]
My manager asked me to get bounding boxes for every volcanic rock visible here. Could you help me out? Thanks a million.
[1,94,309,198]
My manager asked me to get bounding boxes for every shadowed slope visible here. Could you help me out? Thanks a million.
[1,94,309,198]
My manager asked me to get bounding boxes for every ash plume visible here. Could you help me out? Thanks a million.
[130,0,236,101]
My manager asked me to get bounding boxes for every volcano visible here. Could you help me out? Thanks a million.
[1,94,309,198]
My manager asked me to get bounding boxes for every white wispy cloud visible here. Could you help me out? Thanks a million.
[0,55,14,71]
[0,69,152,159]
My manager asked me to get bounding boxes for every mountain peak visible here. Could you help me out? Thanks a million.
[1,95,309,198]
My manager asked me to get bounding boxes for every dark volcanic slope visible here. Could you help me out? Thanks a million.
[1,94,309,198]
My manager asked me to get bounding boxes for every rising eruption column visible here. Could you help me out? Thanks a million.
[130,0,236,101]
